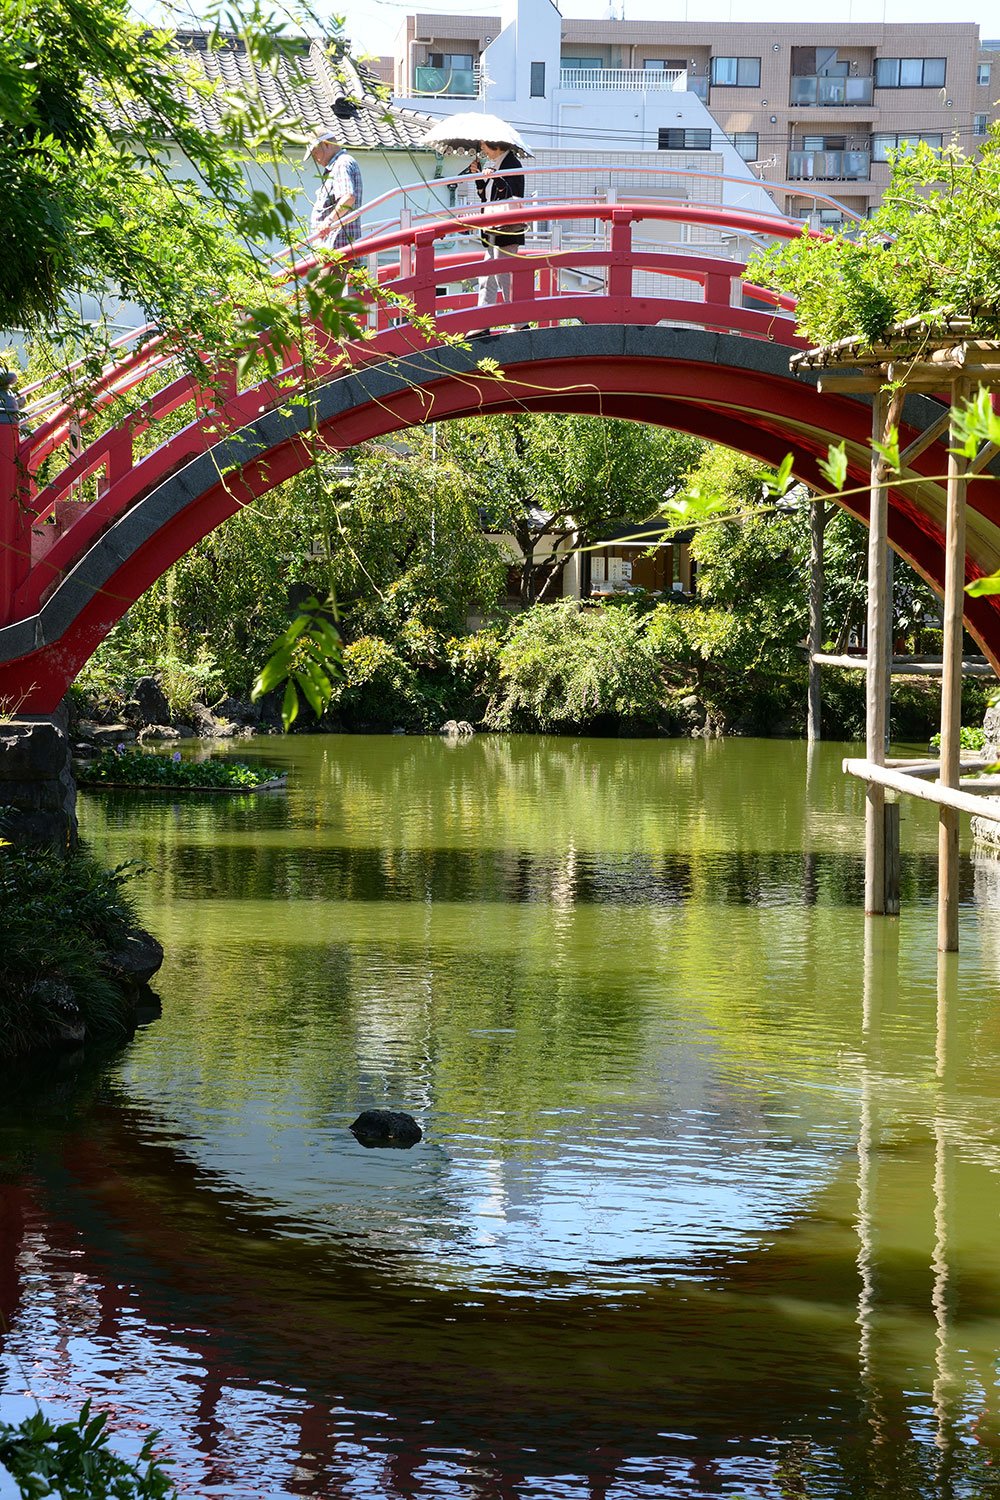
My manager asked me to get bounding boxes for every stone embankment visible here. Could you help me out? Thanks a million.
[0,701,164,1058]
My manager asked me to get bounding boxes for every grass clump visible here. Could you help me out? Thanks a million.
[0,845,147,1057]
[78,749,284,790]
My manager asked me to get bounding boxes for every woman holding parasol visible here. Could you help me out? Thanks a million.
[422,114,532,332]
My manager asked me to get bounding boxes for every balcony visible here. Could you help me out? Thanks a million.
[559,67,684,91]
[790,74,874,106]
[788,148,870,180]
[413,65,479,97]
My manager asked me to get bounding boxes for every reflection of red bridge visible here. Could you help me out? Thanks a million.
[0,1105,956,1500]
[2,189,999,709]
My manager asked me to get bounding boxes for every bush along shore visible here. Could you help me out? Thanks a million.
[0,843,163,1061]
[71,608,993,745]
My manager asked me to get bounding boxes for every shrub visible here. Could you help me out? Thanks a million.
[485,601,665,733]
[78,750,283,790]
[331,636,426,730]
[0,845,146,1057]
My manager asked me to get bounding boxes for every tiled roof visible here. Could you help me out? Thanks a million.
[108,32,436,153]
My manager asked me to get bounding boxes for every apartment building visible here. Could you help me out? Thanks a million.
[392,5,1000,224]
[393,0,783,218]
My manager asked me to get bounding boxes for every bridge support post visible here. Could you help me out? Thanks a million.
[0,374,30,629]
[807,493,824,742]
[864,389,890,915]
[937,378,970,952]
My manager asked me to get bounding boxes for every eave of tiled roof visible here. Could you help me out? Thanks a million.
[104,32,436,153]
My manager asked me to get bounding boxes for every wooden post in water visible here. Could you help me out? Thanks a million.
[864,390,889,915]
[884,798,900,915]
[807,495,824,742]
[938,378,970,951]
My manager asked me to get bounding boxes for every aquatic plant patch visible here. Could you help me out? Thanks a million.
[79,749,285,791]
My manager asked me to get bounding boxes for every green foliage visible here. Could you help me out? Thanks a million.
[78,749,283,789]
[0,844,146,1055]
[929,724,986,751]
[437,414,703,602]
[330,635,425,731]
[747,130,1000,346]
[329,440,509,635]
[251,595,342,731]
[0,1402,176,1498]
[1,0,365,379]
[485,600,665,733]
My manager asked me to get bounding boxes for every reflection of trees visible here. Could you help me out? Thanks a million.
[6,1101,1000,1498]
[56,735,1000,1494]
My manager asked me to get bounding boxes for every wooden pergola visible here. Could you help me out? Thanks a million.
[790,313,1000,951]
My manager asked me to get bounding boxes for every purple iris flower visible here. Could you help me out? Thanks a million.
[172,750,182,763]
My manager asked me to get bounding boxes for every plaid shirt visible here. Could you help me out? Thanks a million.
[310,149,363,249]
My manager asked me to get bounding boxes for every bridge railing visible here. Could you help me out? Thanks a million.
[5,184,819,620]
[23,180,812,469]
[22,165,850,462]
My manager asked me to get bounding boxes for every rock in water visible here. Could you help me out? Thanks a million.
[350,1109,422,1148]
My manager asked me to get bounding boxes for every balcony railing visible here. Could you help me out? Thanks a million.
[559,67,684,91]
[788,148,871,180]
[413,65,479,97]
[789,74,874,106]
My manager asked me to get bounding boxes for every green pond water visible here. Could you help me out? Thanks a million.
[4,733,1000,1498]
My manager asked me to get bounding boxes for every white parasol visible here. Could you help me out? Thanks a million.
[421,112,533,157]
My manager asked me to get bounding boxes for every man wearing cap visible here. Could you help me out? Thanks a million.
[305,129,363,250]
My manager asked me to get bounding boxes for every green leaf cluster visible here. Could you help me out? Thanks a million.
[0,1401,176,1497]
[78,749,282,789]
[747,128,1000,346]
[0,844,146,1054]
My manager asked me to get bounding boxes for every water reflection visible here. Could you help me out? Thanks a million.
[2,736,1000,1497]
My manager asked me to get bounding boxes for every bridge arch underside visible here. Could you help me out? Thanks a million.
[4,326,1000,711]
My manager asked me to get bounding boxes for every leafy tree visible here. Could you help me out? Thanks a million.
[485,599,665,733]
[746,129,1000,346]
[327,438,510,640]
[0,0,362,374]
[435,414,703,603]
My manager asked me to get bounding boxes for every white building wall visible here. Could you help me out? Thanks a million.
[395,0,786,220]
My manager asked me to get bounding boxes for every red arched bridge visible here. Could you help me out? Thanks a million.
[2,178,999,711]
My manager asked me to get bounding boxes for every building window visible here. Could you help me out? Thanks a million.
[872,131,943,161]
[874,57,946,88]
[733,130,759,160]
[561,56,602,72]
[644,58,686,70]
[428,52,474,71]
[974,113,989,135]
[978,63,992,86]
[530,60,545,96]
[658,126,712,150]
[711,55,761,87]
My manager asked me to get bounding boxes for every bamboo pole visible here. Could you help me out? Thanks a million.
[843,758,1000,821]
[807,495,824,742]
[938,378,970,951]
[865,390,889,915]
[884,799,900,916]
[811,653,995,677]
